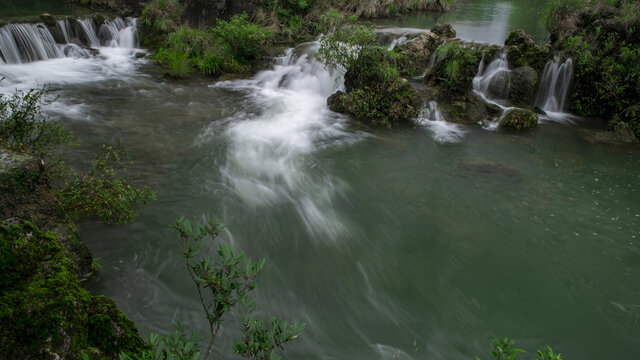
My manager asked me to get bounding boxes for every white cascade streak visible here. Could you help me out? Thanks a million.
[472,51,510,101]
[209,43,362,241]
[419,101,467,143]
[535,56,574,122]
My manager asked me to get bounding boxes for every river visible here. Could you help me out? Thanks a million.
[1,1,640,359]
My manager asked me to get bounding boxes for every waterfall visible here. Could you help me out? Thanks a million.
[209,42,359,240]
[535,56,574,113]
[0,23,62,64]
[0,17,138,65]
[472,51,511,102]
[99,18,138,48]
[419,101,467,143]
[76,18,100,48]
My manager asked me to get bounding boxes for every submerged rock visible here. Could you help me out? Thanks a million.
[499,108,539,130]
[579,123,639,144]
[457,159,524,184]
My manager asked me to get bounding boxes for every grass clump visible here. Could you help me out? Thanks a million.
[154,15,273,78]
[547,0,640,138]
[430,41,482,94]
[324,0,450,18]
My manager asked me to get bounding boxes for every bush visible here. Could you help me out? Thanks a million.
[212,14,274,62]
[430,41,482,94]
[141,0,184,34]
[154,15,273,78]
[328,46,420,128]
[478,337,563,360]
[56,143,155,225]
[0,86,73,162]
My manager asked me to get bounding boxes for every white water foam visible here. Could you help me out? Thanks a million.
[418,101,467,143]
[208,43,364,241]
[535,56,575,123]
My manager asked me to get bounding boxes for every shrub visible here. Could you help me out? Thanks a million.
[431,41,482,94]
[317,20,377,71]
[56,143,155,224]
[0,86,73,162]
[141,0,184,34]
[212,14,274,62]
[478,337,562,360]
[171,217,304,360]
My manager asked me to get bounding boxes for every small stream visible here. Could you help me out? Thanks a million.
[1,2,640,359]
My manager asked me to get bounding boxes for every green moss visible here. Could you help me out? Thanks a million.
[0,222,146,359]
[335,46,420,128]
[499,108,539,131]
[430,41,482,95]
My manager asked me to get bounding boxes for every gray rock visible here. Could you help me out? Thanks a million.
[431,24,456,39]
[508,66,538,107]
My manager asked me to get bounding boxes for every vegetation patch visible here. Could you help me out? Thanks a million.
[499,108,539,131]
[0,221,147,359]
[318,18,420,128]
[152,14,274,78]
[547,0,640,139]
[428,41,482,95]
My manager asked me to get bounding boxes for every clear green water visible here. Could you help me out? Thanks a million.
[1,1,639,359]
[375,0,550,44]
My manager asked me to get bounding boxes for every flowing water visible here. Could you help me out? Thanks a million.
[375,0,550,45]
[1,2,640,359]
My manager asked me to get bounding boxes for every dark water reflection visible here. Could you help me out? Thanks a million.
[375,0,550,45]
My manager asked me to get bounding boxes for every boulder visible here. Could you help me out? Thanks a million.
[508,66,538,107]
[505,29,536,48]
[499,108,538,130]
[500,108,538,129]
[411,31,441,53]
[431,24,456,39]
[327,91,347,113]
[504,29,551,72]
[39,13,57,27]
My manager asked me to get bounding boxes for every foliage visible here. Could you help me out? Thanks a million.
[431,41,482,94]
[477,337,562,360]
[544,0,586,34]
[0,86,73,162]
[154,15,273,78]
[141,0,184,34]
[323,0,450,18]
[560,29,640,138]
[212,15,274,61]
[317,20,377,71]
[56,142,155,224]
[499,108,539,131]
[0,222,147,359]
[234,314,305,360]
[119,324,202,360]
[171,217,303,360]
[329,46,420,128]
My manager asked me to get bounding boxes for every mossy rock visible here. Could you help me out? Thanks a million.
[499,108,538,130]
[504,29,551,72]
[0,222,147,359]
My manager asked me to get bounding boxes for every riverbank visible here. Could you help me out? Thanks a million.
[0,148,148,359]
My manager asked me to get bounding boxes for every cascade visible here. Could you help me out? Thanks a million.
[0,23,62,64]
[76,18,100,48]
[472,51,510,101]
[99,18,138,48]
[0,17,138,65]
[419,101,467,143]
[535,56,574,114]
